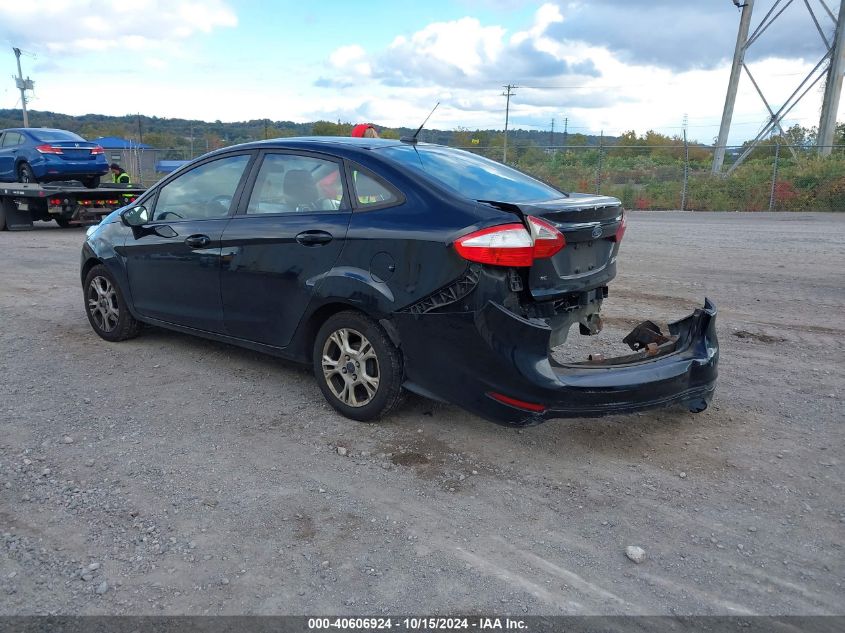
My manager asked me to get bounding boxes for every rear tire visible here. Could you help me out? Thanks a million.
[81,176,100,189]
[55,217,72,228]
[17,163,36,184]
[313,311,403,422]
[0,199,7,231]
[83,264,141,342]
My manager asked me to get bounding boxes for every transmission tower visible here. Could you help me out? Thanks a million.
[712,0,844,174]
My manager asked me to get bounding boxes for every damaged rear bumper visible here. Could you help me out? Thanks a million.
[395,299,719,426]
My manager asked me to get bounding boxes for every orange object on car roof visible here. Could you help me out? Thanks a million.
[351,124,377,138]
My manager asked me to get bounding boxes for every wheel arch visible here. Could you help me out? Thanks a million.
[290,300,401,363]
[81,256,103,285]
[291,301,361,362]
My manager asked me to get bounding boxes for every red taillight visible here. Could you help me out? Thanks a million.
[527,216,565,258]
[90,145,104,155]
[454,223,534,267]
[36,144,63,154]
[610,213,627,242]
[454,218,565,268]
[49,198,62,206]
[488,392,546,412]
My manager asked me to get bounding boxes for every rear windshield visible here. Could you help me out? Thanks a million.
[29,130,85,142]
[376,144,564,203]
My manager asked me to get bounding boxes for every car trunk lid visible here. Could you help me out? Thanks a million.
[519,194,624,299]
[43,141,100,161]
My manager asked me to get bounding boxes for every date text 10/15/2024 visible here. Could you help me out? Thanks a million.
[307,617,528,630]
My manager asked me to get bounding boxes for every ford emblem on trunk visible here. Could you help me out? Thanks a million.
[591,225,603,239]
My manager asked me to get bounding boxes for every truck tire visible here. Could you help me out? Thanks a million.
[55,217,72,228]
[17,163,36,184]
[0,199,7,231]
[83,264,142,342]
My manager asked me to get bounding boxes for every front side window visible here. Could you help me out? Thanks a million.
[247,154,346,214]
[153,154,251,221]
[377,144,565,203]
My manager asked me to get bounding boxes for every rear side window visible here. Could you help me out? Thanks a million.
[153,154,251,221]
[351,169,399,207]
[29,130,85,142]
[247,154,347,214]
[2,133,23,147]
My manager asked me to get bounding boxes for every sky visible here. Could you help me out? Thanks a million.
[0,0,842,144]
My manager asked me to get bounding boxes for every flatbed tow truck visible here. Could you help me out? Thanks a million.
[0,181,146,231]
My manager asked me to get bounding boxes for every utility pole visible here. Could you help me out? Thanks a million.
[713,0,755,173]
[502,83,517,163]
[137,113,143,144]
[12,47,33,128]
[550,118,555,147]
[682,127,690,211]
[818,0,845,155]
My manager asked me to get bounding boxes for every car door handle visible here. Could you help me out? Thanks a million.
[184,234,211,249]
[295,230,333,246]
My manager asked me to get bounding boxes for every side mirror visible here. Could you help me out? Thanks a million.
[120,205,149,227]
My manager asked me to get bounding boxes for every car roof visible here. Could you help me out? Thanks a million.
[236,136,403,151]
[0,127,81,138]
[1,127,77,135]
[202,137,450,164]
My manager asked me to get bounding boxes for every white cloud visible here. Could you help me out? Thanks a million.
[2,0,839,144]
[322,5,597,92]
[387,17,506,78]
[0,0,237,54]
[308,2,839,142]
[329,45,371,77]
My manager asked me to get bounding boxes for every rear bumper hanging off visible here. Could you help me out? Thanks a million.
[396,299,719,426]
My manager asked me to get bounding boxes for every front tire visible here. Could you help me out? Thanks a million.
[83,264,141,342]
[313,311,403,422]
[17,163,36,184]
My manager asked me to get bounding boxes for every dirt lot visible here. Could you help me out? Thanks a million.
[0,211,842,616]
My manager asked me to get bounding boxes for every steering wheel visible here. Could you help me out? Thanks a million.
[158,210,183,220]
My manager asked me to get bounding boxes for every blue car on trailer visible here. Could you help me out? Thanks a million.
[0,128,109,188]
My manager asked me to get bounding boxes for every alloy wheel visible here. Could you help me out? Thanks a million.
[321,327,380,407]
[87,275,119,333]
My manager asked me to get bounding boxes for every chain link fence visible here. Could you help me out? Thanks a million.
[121,142,845,212]
[457,143,845,212]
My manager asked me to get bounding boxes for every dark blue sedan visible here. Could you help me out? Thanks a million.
[80,137,718,426]
[0,127,109,188]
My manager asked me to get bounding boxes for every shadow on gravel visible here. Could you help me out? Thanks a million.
[137,325,310,374]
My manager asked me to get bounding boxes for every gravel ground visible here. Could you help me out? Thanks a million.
[0,211,842,616]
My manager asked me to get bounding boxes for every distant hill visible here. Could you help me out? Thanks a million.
[0,108,609,157]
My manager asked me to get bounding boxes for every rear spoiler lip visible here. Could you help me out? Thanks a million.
[477,198,623,223]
